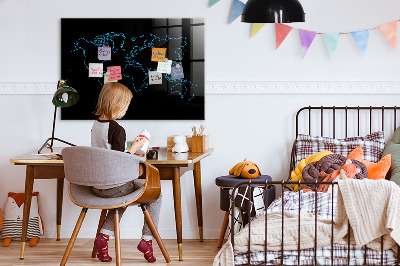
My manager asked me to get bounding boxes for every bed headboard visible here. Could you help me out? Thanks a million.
[295,106,400,138]
[290,106,400,179]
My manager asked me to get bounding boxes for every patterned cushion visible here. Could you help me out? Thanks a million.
[295,131,385,166]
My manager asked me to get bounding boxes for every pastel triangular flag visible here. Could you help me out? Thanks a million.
[251,23,266,38]
[298,29,317,58]
[275,23,293,49]
[351,29,370,55]
[378,21,397,50]
[209,0,220,7]
[229,0,245,24]
[323,33,341,58]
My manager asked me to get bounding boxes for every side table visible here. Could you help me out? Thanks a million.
[215,175,275,248]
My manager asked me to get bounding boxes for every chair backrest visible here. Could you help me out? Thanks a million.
[62,146,145,187]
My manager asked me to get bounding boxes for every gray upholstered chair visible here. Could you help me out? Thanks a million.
[60,146,171,265]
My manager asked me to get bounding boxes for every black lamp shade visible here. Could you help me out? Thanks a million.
[241,0,305,23]
[52,84,79,108]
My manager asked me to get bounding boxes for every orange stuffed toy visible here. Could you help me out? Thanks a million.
[1,192,44,247]
[229,159,261,179]
[347,146,391,180]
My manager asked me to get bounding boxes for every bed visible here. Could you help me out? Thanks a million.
[214,106,400,266]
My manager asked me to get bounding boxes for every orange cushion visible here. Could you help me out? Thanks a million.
[347,146,391,180]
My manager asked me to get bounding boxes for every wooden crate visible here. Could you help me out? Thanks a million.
[167,135,192,151]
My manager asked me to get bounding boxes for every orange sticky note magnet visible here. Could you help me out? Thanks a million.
[151,48,167,62]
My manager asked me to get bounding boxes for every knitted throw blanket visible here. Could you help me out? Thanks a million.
[335,178,400,251]
[213,211,339,266]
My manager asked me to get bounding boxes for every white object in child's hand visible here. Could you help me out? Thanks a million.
[135,129,150,154]
[172,135,189,153]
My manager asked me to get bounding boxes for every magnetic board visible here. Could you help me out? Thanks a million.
[61,18,205,120]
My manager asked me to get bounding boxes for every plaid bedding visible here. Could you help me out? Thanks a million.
[234,191,397,265]
[234,244,397,265]
[294,131,385,166]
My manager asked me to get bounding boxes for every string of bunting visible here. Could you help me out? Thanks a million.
[209,0,399,58]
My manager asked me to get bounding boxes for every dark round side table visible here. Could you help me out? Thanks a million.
[215,175,275,248]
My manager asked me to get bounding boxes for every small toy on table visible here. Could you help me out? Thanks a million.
[172,135,189,153]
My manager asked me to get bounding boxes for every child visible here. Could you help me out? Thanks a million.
[91,82,162,263]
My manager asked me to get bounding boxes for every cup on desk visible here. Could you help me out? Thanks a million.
[146,150,158,160]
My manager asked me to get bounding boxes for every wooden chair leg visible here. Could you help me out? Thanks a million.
[217,211,230,248]
[114,210,121,266]
[141,205,171,263]
[91,209,108,258]
[60,208,88,266]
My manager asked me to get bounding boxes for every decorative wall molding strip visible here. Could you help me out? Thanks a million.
[206,81,400,94]
[1,81,400,94]
[0,83,56,94]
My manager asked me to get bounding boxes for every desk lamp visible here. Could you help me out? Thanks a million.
[38,80,79,154]
[241,0,305,23]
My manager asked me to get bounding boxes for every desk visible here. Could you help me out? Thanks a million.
[9,148,64,259]
[10,147,213,261]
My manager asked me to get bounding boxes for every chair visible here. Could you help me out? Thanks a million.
[60,146,171,265]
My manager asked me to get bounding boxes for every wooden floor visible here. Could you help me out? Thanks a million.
[0,239,221,265]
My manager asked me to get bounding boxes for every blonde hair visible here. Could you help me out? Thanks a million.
[95,83,133,120]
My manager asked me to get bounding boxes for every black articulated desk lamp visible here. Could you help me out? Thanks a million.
[38,80,79,154]
[241,0,305,23]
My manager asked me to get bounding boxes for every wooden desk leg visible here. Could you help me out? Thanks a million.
[20,165,35,259]
[172,167,183,261]
[56,178,64,241]
[193,161,204,242]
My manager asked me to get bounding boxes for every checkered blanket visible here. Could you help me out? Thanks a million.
[294,131,385,166]
[234,191,397,265]
[234,244,397,265]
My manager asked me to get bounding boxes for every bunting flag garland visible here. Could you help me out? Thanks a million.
[298,29,317,58]
[209,0,220,7]
[229,0,245,24]
[323,33,341,58]
[351,29,370,55]
[275,23,293,49]
[378,21,398,50]
[208,3,400,57]
[251,23,266,38]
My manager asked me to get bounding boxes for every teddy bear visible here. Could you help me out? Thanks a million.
[229,159,261,179]
[1,192,44,247]
[172,135,189,153]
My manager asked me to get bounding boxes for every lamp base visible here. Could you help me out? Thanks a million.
[38,137,76,154]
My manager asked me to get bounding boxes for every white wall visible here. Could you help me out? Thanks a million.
[1,0,400,240]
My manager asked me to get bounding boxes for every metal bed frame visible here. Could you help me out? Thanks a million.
[230,106,400,266]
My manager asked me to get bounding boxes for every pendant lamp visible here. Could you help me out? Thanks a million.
[38,80,79,154]
[241,0,305,23]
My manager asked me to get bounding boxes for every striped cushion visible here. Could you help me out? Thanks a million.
[295,131,385,167]
[1,217,41,240]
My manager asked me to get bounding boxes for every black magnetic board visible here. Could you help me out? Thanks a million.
[61,18,205,120]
